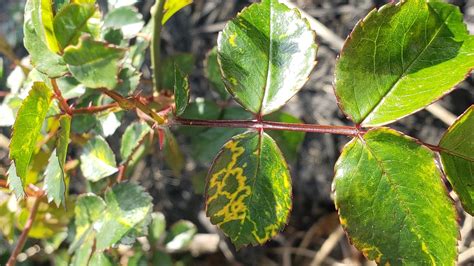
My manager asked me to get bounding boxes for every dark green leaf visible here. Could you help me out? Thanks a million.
[189,106,250,163]
[164,220,197,251]
[205,47,229,100]
[103,6,144,39]
[80,136,118,182]
[120,122,151,163]
[162,53,195,91]
[206,131,292,248]
[335,0,474,126]
[53,3,96,50]
[218,0,317,115]
[95,182,152,250]
[162,0,192,25]
[63,36,125,89]
[439,105,474,215]
[24,0,68,77]
[10,82,52,180]
[264,112,305,163]
[179,99,222,137]
[173,64,190,116]
[333,128,457,264]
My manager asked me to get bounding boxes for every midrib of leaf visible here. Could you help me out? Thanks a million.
[71,51,121,67]
[440,147,474,163]
[258,0,273,116]
[235,132,264,242]
[360,7,455,125]
[361,139,437,262]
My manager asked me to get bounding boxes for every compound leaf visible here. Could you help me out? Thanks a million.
[439,105,474,215]
[80,136,118,182]
[333,128,457,264]
[95,182,153,250]
[10,82,52,181]
[206,131,291,248]
[173,64,190,116]
[53,2,97,51]
[162,0,192,25]
[335,0,474,126]
[63,36,125,89]
[218,0,317,116]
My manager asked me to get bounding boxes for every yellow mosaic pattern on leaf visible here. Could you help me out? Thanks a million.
[207,140,251,224]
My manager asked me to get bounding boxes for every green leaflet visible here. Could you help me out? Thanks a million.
[173,64,190,116]
[335,0,474,126]
[57,115,71,173]
[205,47,229,100]
[70,193,106,253]
[24,0,68,77]
[103,6,144,39]
[53,3,97,51]
[45,115,71,207]
[95,182,153,250]
[264,112,305,164]
[120,122,151,163]
[163,129,185,177]
[63,36,125,89]
[39,0,61,53]
[7,163,25,199]
[218,0,317,116]
[164,220,197,251]
[80,136,118,182]
[206,131,291,248]
[162,0,192,25]
[439,105,474,215]
[89,252,114,266]
[9,82,52,181]
[161,53,195,91]
[71,184,152,253]
[333,128,457,264]
[44,150,66,207]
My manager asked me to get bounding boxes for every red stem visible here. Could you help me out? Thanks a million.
[173,117,364,136]
[6,195,42,266]
[51,79,72,115]
[72,102,119,114]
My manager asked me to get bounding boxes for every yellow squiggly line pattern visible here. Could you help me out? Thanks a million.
[207,140,251,224]
[207,136,291,245]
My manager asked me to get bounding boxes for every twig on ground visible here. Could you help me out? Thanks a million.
[310,226,345,266]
